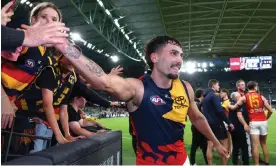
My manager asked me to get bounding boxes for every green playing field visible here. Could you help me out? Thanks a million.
[98,113,276,165]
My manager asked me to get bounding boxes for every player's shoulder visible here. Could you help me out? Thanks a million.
[181,80,192,89]
[126,78,143,89]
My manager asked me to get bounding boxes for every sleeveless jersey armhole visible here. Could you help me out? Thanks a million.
[181,80,190,104]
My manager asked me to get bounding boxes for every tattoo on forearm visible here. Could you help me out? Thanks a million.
[64,43,81,59]
[63,42,104,77]
[85,59,104,77]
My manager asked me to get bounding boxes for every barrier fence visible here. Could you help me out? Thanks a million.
[3,131,122,165]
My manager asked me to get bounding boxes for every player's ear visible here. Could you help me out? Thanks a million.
[150,53,158,63]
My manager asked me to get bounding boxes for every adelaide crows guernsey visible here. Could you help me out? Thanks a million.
[16,64,77,121]
[1,46,53,100]
[130,74,190,165]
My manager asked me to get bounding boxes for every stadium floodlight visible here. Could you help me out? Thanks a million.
[29,3,33,7]
[185,61,196,74]
[187,68,196,74]
[142,56,145,61]
[202,62,207,68]
[180,68,186,73]
[70,32,81,41]
[186,61,196,69]
[97,0,104,7]
[114,19,120,28]
[125,34,129,40]
[120,28,125,34]
[83,41,87,46]
[105,9,111,16]
[209,62,214,67]
[87,43,92,48]
[20,0,27,4]
[197,63,201,67]
[111,55,119,62]
[224,67,230,72]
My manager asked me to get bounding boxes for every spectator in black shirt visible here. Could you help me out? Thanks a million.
[190,88,208,165]
[229,92,249,165]
[68,96,107,137]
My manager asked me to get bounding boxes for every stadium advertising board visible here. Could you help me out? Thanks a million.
[229,56,272,71]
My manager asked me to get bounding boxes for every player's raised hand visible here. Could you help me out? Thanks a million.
[110,65,123,75]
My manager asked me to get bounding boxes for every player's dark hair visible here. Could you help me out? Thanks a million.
[247,81,258,90]
[195,88,204,98]
[145,36,182,70]
[208,79,219,88]
[221,88,229,96]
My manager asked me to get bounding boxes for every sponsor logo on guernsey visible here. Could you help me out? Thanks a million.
[150,95,166,105]
[25,59,35,68]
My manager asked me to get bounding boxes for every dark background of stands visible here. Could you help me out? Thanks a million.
[91,67,276,105]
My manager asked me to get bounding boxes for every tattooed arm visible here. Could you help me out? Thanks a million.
[54,41,137,102]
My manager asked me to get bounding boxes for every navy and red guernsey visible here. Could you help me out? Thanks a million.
[130,74,190,165]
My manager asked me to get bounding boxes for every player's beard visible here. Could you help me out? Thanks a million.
[167,73,178,80]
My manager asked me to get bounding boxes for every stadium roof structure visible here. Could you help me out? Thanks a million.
[48,0,276,59]
[11,0,276,75]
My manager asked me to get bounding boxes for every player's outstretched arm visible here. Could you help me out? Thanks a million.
[185,82,229,159]
[55,41,136,102]
[229,96,245,110]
